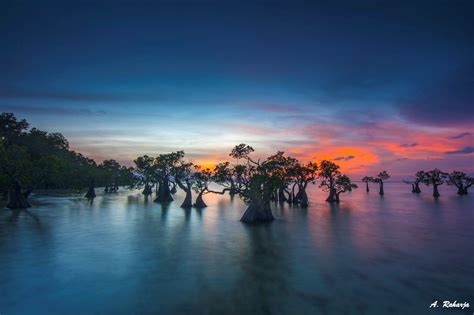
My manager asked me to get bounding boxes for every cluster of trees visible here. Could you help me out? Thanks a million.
[361,168,474,198]
[3,112,472,224]
[362,171,391,195]
[0,113,133,208]
[403,169,473,198]
[130,144,357,223]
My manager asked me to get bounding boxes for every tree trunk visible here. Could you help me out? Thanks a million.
[335,192,341,202]
[181,188,192,208]
[229,182,237,196]
[455,184,467,195]
[104,186,109,193]
[433,184,440,198]
[240,197,274,223]
[300,190,309,207]
[290,183,297,204]
[142,184,152,196]
[270,190,277,201]
[7,180,30,209]
[85,182,96,199]
[170,182,177,194]
[379,182,384,195]
[414,182,421,193]
[278,187,287,203]
[366,182,369,192]
[194,192,207,208]
[326,188,336,202]
[23,188,33,207]
[154,178,173,203]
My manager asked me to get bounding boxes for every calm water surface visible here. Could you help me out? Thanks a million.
[1,183,473,315]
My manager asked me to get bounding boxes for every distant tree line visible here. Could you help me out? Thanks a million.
[0,113,133,208]
[2,113,472,224]
[363,169,473,198]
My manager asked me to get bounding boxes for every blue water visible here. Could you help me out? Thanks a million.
[1,183,473,314]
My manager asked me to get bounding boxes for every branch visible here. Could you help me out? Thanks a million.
[207,188,232,195]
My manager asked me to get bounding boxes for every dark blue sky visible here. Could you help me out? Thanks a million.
[1,1,473,174]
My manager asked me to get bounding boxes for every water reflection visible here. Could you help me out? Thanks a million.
[0,183,473,315]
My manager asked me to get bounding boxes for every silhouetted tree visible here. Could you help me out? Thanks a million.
[133,155,155,196]
[333,174,358,202]
[223,144,292,223]
[318,160,341,202]
[288,161,318,207]
[414,171,424,193]
[6,179,30,208]
[361,176,373,192]
[421,169,448,198]
[173,156,194,209]
[213,161,238,197]
[373,171,390,195]
[192,166,213,208]
[154,151,184,203]
[85,180,96,199]
[447,171,474,195]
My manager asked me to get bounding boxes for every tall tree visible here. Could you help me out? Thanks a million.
[333,174,358,202]
[361,176,373,192]
[224,144,292,223]
[288,161,318,207]
[447,171,474,195]
[173,158,194,208]
[192,166,213,208]
[318,160,341,202]
[421,169,448,198]
[154,151,185,203]
[213,161,238,197]
[373,171,390,195]
[133,155,155,196]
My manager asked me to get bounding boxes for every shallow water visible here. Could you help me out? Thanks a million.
[1,183,473,315]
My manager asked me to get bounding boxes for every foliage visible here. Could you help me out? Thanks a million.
[0,113,132,196]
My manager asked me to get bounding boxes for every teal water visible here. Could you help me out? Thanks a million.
[1,183,473,314]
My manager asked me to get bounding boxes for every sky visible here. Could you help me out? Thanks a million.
[1,0,473,177]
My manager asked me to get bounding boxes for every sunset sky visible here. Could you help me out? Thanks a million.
[1,1,473,176]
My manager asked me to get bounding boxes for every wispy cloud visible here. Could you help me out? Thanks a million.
[449,132,471,139]
[400,143,418,147]
[445,147,474,155]
[334,155,355,161]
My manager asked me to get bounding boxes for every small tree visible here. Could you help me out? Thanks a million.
[361,176,373,192]
[318,160,341,202]
[288,161,318,207]
[413,171,424,193]
[192,166,213,208]
[154,151,184,203]
[447,171,474,195]
[421,169,448,198]
[334,174,358,202]
[133,155,155,196]
[173,158,194,209]
[373,171,390,195]
[213,161,238,197]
